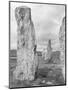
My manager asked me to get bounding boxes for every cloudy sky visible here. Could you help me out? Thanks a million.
[10,2,65,51]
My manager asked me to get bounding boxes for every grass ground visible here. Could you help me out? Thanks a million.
[9,55,65,88]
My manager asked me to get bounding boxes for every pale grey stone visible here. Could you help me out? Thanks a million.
[13,6,38,81]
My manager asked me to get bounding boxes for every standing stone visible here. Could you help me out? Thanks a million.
[46,40,52,60]
[42,48,46,60]
[59,17,65,80]
[59,17,65,63]
[42,48,47,61]
[13,6,38,81]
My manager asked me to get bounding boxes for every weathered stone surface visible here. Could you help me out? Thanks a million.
[44,40,52,60]
[13,6,38,81]
[59,17,65,80]
[42,48,47,60]
[59,17,65,62]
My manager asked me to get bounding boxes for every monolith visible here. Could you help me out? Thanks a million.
[46,40,52,60]
[13,6,38,81]
[59,17,65,80]
[59,17,65,63]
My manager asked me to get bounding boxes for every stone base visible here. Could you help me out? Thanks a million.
[13,49,38,81]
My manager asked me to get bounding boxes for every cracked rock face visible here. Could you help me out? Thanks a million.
[13,6,38,81]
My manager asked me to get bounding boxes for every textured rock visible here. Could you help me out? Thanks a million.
[13,6,38,81]
[59,17,65,80]
[42,40,52,61]
[46,40,52,60]
[59,17,65,62]
[42,48,47,60]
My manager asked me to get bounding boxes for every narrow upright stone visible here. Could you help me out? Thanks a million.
[59,17,65,63]
[59,17,65,80]
[46,40,52,60]
[13,6,38,81]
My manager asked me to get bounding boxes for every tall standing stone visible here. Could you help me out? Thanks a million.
[59,17,65,63]
[13,6,38,81]
[59,17,65,80]
[46,40,52,60]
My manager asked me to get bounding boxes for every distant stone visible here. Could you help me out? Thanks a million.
[46,81,53,85]
[32,78,41,86]
[45,40,52,60]
[50,51,60,64]
[45,51,60,64]
[41,80,46,84]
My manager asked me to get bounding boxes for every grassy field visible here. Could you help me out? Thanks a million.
[9,51,65,88]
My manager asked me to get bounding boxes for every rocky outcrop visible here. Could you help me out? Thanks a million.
[13,6,38,81]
